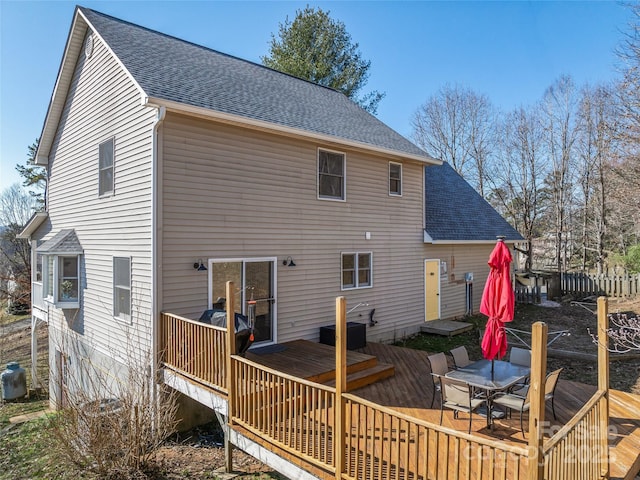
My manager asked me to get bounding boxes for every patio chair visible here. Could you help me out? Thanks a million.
[493,368,563,434]
[509,347,531,367]
[439,377,484,434]
[508,347,532,391]
[428,352,450,408]
[450,346,472,369]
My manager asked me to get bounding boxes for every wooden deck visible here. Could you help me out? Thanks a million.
[245,339,395,390]
[243,340,640,479]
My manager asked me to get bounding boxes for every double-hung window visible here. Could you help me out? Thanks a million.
[113,257,131,321]
[389,162,402,196]
[318,149,345,200]
[99,138,114,196]
[341,252,372,290]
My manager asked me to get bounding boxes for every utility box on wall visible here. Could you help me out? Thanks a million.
[319,322,366,350]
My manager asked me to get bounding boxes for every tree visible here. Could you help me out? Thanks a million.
[0,184,38,311]
[542,75,580,274]
[15,139,46,207]
[412,84,496,196]
[489,105,547,270]
[262,6,384,114]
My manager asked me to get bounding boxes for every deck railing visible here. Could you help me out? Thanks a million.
[342,394,528,480]
[542,390,607,480]
[160,293,612,480]
[231,355,336,472]
[160,312,227,393]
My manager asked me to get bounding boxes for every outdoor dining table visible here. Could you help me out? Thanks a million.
[445,359,531,428]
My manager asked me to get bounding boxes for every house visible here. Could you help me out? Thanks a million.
[19,7,522,416]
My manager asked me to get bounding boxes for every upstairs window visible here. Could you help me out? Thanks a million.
[113,257,131,321]
[389,162,402,196]
[318,149,345,201]
[99,138,114,196]
[341,252,372,290]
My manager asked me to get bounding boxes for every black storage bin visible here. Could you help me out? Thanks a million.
[319,322,366,350]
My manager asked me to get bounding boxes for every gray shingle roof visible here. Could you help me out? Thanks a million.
[38,229,83,254]
[424,162,523,242]
[79,7,431,161]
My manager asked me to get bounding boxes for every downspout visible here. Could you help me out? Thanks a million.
[150,105,166,407]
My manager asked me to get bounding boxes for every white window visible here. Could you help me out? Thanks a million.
[389,162,402,196]
[113,257,131,321]
[43,255,80,308]
[341,252,372,290]
[318,149,345,200]
[99,138,114,196]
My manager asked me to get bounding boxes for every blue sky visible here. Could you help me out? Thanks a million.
[0,1,632,192]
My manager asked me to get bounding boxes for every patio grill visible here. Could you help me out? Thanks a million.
[198,309,253,355]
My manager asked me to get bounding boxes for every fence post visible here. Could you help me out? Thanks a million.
[528,321,548,480]
[597,296,610,479]
[224,280,236,473]
[335,296,347,480]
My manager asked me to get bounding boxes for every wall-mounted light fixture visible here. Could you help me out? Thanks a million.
[193,259,207,271]
[282,256,296,267]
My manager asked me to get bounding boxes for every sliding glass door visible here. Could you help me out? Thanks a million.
[209,258,276,345]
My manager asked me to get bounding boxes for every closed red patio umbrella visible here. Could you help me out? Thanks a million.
[480,238,515,365]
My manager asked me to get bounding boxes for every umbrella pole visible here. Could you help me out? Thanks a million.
[491,359,494,379]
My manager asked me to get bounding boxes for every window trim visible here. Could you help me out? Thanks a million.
[43,254,81,309]
[317,147,346,202]
[113,256,131,322]
[98,137,115,197]
[341,252,373,291]
[389,161,403,197]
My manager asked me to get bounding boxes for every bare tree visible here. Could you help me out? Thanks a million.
[576,84,620,273]
[412,84,496,196]
[542,75,581,273]
[490,105,547,270]
[0,183,39,227]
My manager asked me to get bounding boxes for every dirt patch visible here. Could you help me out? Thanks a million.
[507,296,640,394]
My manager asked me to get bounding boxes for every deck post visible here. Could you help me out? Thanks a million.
[224,280,236,473]
[597,296,610,479]
[527,321,547,480]
[335,296,347,480]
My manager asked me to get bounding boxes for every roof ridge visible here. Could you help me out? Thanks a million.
[77,6,344,97]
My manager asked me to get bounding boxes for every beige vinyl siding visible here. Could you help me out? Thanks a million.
[425,244,495,320]
[43,30,156,356]
[161,113,426,344]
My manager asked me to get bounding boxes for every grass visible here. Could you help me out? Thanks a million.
[395,313,486,360]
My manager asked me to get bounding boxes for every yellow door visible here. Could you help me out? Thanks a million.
[425,260,440,321]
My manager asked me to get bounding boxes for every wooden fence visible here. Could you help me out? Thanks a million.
[562,272,640,298]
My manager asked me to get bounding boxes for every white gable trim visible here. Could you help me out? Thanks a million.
[36,8,147,165]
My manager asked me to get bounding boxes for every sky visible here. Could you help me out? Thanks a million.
[0,1,634,193]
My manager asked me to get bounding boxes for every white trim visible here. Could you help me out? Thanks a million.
[317,147,347,202]
[113,256,132,323]
[18,212,48,239]
[340,251,373,291]
[98,136,116,198]
[230,430,319,480]
[388,161,403,197]
[162,369,227,414]
[423,232,523,245]
[145,96,440,165]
